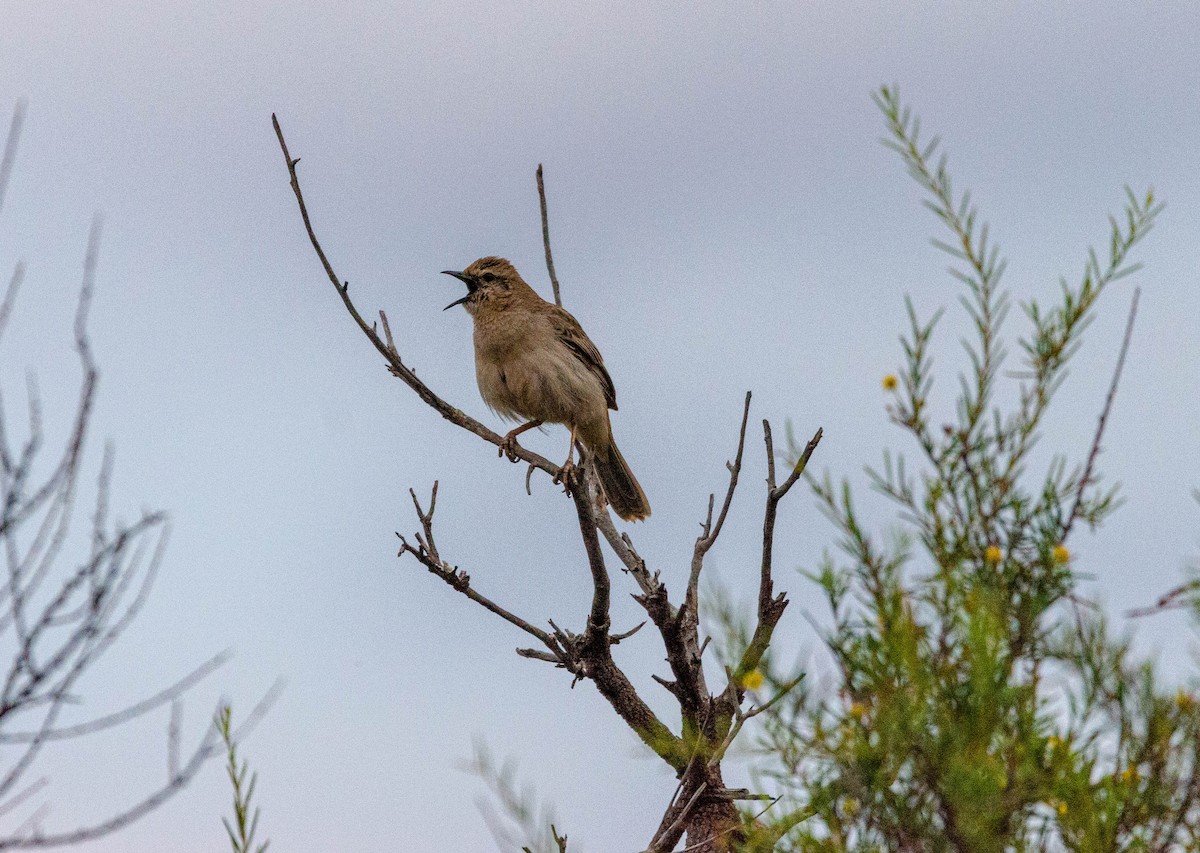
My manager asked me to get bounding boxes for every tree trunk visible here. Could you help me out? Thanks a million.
[680,763,745,853]
[685,797,744,853]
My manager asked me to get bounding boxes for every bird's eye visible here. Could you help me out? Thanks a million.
[481,272,496,283]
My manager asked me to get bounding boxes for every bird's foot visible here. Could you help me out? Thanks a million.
[498,433,524,463]
[553,458,578,492]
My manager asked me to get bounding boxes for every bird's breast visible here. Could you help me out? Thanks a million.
[471,313,607,436]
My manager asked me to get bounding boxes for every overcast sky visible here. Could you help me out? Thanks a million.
[2,2,1199,851]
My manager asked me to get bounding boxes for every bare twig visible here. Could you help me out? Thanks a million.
[688,392,752,613]
[636,396,754,730]
[0,682,282,851]
[271,115,560,481]
[732,422,822,687]
[378,309,398,355]
[1063,286,1140,539]
[0,778,47,822]
[536,164,562,308]
[593,504,657,592]
[0,100,25,214]
[1126,578,1200,618]
[0,651,229,743]
[610,621,646,644]
[551,825,568,853]
[0,264,22,345]
[647,783,708,853]
[395,483,569,666]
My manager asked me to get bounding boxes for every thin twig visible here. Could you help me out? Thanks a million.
[537,164,562,307]
[687,392,752,613]
[648,783,707,853]
[0,651,230,743]
[395,483,567,664]
[0,778,47,822]
[573,465,611,643]
[0,683,282,850]
[378,309,398,355]
[0,100,26,215]
[1126,579,1200,618]
[0,264,23,345]
[271,115,560,480]
[1063,286,1140,539]
[731,423,821,688]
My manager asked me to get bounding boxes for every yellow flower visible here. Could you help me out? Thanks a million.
[741,669,765,691]
[849,702,868,720]
[882,374,898,391]
[1056,801,1068,816]
[985,545,1003,564]
[1052,544,1070,564]
[1120,767,1139,783]
[843,797,860,816]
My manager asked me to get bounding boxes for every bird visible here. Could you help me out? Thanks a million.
[441,256,651,521]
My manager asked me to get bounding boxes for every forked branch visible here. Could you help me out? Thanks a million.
[274,115,823,850]
[395,482,570,667]
[733,421,822,686]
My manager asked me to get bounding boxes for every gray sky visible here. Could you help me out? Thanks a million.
[2,2,1199,850]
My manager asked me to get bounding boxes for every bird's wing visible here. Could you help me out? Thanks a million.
[548,305,618,410]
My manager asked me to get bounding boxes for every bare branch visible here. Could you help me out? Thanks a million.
[1063,286,1140,539]
[0,100,25,215]
[610,620,646,644]
[593,503,658,594]
[0,264,23,345]
[0,651,229,743]
[536,164,562,308]
[687,392,752,613]
[0,205,239,846]
[0,778,46,823]
[647,783,707,853]
[273,119,828,846]
[572,466,610,644]
[395,483,568,665]
[732,422,822,686]
[1126,578,1200,618]
[569,465,684,769]
[0,229,98,543]
[167,699,181,781]
[0,684,276,851]
[378,309,398,355]
[271,115,562,482]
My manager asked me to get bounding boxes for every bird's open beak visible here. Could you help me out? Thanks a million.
[441,270,475,310]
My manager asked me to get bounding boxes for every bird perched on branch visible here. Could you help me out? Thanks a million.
[442,257,651,521]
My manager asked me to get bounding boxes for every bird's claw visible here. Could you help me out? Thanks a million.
[498,434,523,463]
[553,459,577,492]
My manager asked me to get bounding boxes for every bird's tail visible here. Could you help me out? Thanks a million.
[593,439,651,522]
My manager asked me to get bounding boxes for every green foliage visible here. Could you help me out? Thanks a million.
[735,88,1199,851]
[217,705,271,853]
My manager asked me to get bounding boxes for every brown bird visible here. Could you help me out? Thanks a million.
[442,257,651,521]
